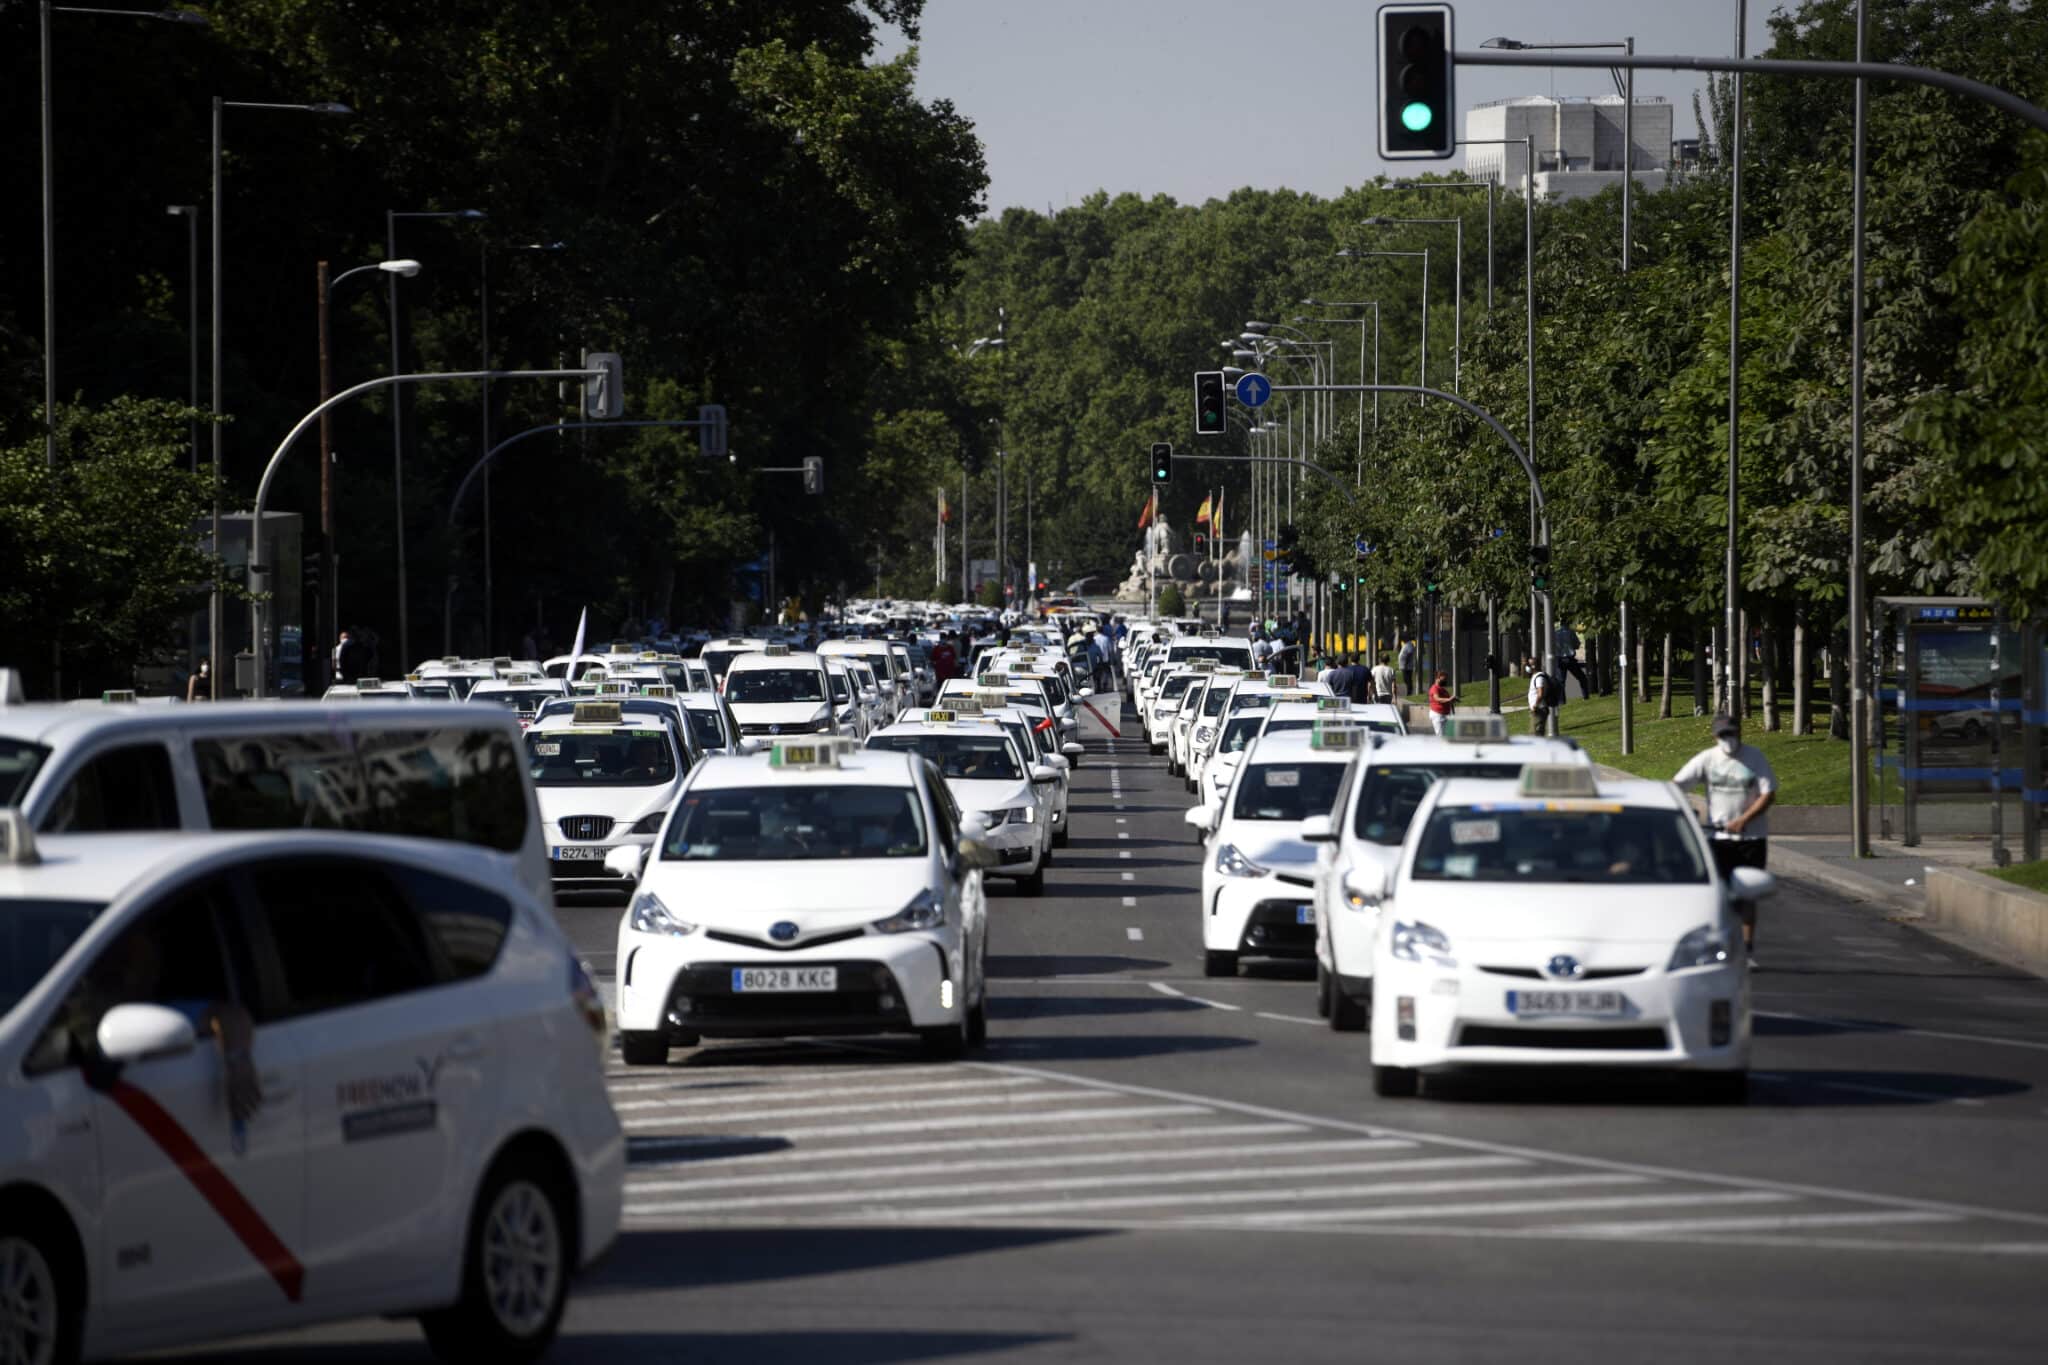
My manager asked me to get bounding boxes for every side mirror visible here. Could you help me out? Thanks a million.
[605,844,648,880]
[97,1003,197,1065]
[957,836,1001,870]
[736,738,764,756]
[1300,814,1336,843]
[1078,687,1096,697]
[1029,764,1059,784]
[1728,866,1778,901]
[960,810,993,838]
[1048,754,1070,772]
[1061,742,1085,758]
[1186,803,1219,834]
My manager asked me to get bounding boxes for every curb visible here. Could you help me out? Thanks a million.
[1764,843,1925,919]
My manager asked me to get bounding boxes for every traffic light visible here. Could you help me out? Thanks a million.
[802,455,824,495]
[1151,441,1173,484]
[1530,543,1552,592]
[304,550,323,600]
[582,350,624,418]
[1378,5,1455,160]
[698,403,728,458]
[1193,371,1226,436]
[1423,559,1442,594]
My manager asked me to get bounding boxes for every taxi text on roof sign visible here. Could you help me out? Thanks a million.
[573,701,624,725]
[768,737,849,768]
[1311,719,1365,750]
[640,684,675,698]
[763,642,792,656]
[1518,763,1599,799]
[1442,714,1509,744]
[1315,696,1351,711]
[1269,674,1298,687]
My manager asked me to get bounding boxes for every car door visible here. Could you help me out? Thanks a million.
[240,856,505,1313]
[36,871,307,1343]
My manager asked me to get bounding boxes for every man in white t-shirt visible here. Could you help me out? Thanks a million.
[1673,713,1778,954]
[1370,654,1397,705]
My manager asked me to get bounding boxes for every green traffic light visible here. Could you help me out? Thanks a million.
[1401,101,1434,132]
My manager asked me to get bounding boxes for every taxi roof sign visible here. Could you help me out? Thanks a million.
[0,809,39,866]
[768,737,847,769]
[763,642,792,656]
[925,709,959,724]
[976,673,1008,686]
[100,689,137,703]
[1315,696,1351,711]
[1310,720,1364,751]
[405,672,424,682]
[1519,763,1599,799]
[595,681,633,696]
[356,678,384,690]
[640,683,676,698]
[1443,714,1509,744]
[1268,673,1298,687]
[573,701,624,725]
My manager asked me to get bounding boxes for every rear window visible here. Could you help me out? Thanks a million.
[0,897,105,1018]
[1353,763,1527,845]
[1232,762,1347,822]
[1172,645,1254,669]
[194,726,528,853]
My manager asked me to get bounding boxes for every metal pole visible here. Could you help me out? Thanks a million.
[387,210,409,669]
[1485,182,1495,309]
[1523,136,1538,694]
[1726,0,1746,736]
[39,0,55,468]
[1451,220,1462,391]
[317,258,333,687]
[480,240,492,651]
[1621,597,1635,753]
[209,96,223,698]
[960,468,968,601]
[1622,37,1635,272]
[1419,247,1430,398]
[1849,0,1871,855]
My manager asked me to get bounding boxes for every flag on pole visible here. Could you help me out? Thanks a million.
[1194,493,1212,528]
[938,488,951,524]
[569,606,588,673]
[1137,490,1155,531]
[1214,489,1225,542]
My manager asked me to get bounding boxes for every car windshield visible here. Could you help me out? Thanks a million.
[1413,803,1710,884]
[867,732,1022,782]
[828,673,852,703]
[702,648,753,681]
[1229,693,1274,712]
[662,785,927,861]
[1173,645,1254,669]
[0,897,105,1016]
[1352,763,1527,845]
[726,668,827,704]
[408,682,457,701]
[1218,715,1265,754]
[1264,719,1314,734]
[472,689,563,714]
[682,707,729,749]
[526,729,676,785]
[1201,685,1233,717]
[1159,675,1197,700]
[0,740,50,806]
[1232,762,1347,821]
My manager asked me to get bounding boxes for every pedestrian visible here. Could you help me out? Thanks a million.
[1674,715,1778,957]
[929,633,959,684]
[1316,656,1341,691]
[335,629,370,684]
[1553,622,1595,698]
[1253,633,1274,667]
[1091,622,1114,691]
[1427,669,1456,736]
[1525,655,1562,734]
[1370,653,1397,706]
[185,659,210,703]
[1396,637,1417,699]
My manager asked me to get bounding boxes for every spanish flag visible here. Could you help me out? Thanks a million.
[1214,489,1225,541]
[1137,490,1156,531]
[1195,493,1212,528]
[938,488,950,524]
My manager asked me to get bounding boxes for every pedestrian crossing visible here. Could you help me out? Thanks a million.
[606,1048,2048,1253]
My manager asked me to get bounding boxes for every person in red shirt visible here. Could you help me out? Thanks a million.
[929,635,960,684]
[1427,669,1456,736]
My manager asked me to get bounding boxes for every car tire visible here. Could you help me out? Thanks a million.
[1694,1070,1749,1106]
[1054,824,1070,848]
[919,1023,967,1060]
[0,1209,82,1365]
[965,995,988,1047]
[619,1032,669,1066]
[1203,950,1237,978]
[1149,740,1163,756]
[1018,862,1046,896]
[1315,964,1332,1018]
[1372,1064,1419,1098]
[420,1154,572,1365]
[1329,984,1367,1033]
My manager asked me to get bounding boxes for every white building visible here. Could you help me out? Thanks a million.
[1462,96,1672,203]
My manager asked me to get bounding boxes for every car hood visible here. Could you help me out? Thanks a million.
[1393,880,1726,950]
[1216,825,1322,868]
[946,777,1035,813]
[641,858,934,933]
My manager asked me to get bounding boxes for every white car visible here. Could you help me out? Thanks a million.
[1178,671,1248,792]
[1187,727,1356,977]
[467,674,571,725]
[1308,716,1591,1031]
[945,700,1073,849]
[866,714,1056,894]
[823,661,869,739]
[1365,763,1768,1101]
[0,817,621,1363]
[723,646,840,741]
[608,739,993,1062]
[526,702,691,897]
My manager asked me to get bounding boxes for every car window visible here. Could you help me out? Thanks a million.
[526,728,676,786]
[866,732,1023,781]
[26,875,238,1073]
[726,668,828,704]
[683,706,728,749]
[1218,715,1265,754]
[661,785,927,862]
[1412,804,1709,884]
[247,861,439,1017]
[1231,762,1348,822]
[1,897,106,1022]
[1,740,52,807]
[1353,764,1526,845]
[41,742,179,833]
[389,865,514,981]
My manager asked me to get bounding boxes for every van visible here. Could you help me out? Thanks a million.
[0,700,555,913]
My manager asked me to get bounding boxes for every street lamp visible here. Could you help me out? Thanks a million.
[386,208,485,670]
[1481,34,1636,271]
[1361,216,1464,391]
[164,206,198,473]
[211,95,351,698]
[1388,182,1497,308]
[963,324,1008,601]
[1335,249,1429,397]
[1297,299,1381,463]
[38,3,208,470]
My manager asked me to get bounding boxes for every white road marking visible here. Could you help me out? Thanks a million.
[1120,851,1132,859]
[611,1076,1042,1112]
[1145,979,1242,1012]
[622,1088,1120,1129]
[1127,928,1143,943]
[1530,1209,1962,1238]
[628,1155,1525,1216]
[1255,1011,1322,1026]
[1118,832,1130,840]
[625,1122,1306,1172]
[1149,982,1187,997]
[1121,872,1135,881]
[1200,1189,1791,1228]
[1116,817,1128,824]
[627,1103,1214,1143]
[1122,896,1138,908]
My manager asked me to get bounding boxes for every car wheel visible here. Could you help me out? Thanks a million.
[1371,1064,1419,1098]
[965,994,988,1047]
[619,1032,669,1067]
[1203,950,1237,978]
[0,1212,80,1365]
[1315,964,1332,1018]
[421,1154,571,1364]
[919,1022,968,1060]
[1329,983,1368,1033]
[1694,1070,1749,1106]
[1054,824,1070,848]
[1149,741,1163,755]
[1018,862,1046,896]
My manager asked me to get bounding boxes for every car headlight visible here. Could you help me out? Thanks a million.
[1667,924,1732,971]
[837,706,857,724]
[812,706,836,733]
[629,811,667,835]
[1390,920,1455,966]
[872,887,946,934]
[1195,725,1214,743]
[985,805,1033,827]
[1154,705,1173,717]
[1214,842,1268,878]
[629,890,697,937]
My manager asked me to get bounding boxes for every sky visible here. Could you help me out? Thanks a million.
[876,0,1784,215]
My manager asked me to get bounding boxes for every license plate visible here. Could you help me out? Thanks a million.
[1295,904,1315,925]
[732,966,838,993]
[1507,990,1626,1016]
[553,845,610,861]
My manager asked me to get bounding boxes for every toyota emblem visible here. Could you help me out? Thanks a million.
[769,921,800,943]
[1545,954,1584,980]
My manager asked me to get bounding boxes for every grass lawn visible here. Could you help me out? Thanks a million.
[1438,679,1859,806]
[1988,861,2048,895]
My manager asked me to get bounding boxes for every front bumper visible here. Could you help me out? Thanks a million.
[548,830,654,890]
[616,933,964,1037]
[976,816,1044,878]
[1204,870,1319,956]
[1370,958,1751,1073]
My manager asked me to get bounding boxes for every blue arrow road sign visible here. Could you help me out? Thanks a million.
[1234,372,1272,408]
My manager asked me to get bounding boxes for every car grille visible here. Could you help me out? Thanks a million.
[1241,899,1315,955]
[560,815,614,841]
[1479,965,1648,981]
[707,928,867,953]
[1456,1025,1670,1051]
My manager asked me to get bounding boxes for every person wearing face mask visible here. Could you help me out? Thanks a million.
[1673,714,1777,956]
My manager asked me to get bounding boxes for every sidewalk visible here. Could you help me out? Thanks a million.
[1767,834,2001,919]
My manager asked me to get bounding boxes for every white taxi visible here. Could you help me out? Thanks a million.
[0,815,620,1364]
[1147,665,1210,758]
[525,702,690,897]
[1309,716,1590,1030]
[1188,727,1356,977]
[319,677,411,703]
[722,645,839,741]
[1366,765,1767,1101]
[920,698,1071,849]
[607,739,993,1062]
[866,712,1056,895]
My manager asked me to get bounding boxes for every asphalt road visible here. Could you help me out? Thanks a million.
[160,703,2048,1363]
